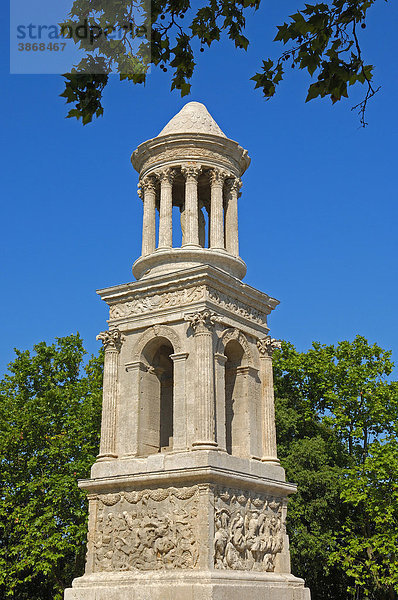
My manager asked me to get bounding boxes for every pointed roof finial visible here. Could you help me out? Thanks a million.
[158,101,226,138]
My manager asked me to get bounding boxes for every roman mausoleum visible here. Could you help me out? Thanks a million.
[65,102,311,599]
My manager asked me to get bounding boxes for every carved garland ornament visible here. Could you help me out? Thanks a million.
[214,487,285,572]
[109,286,206,320]
[92,486,200,572]
[108,287,268,327]
[208,288,268,326]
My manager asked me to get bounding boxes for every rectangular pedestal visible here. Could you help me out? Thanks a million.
[65,571,311,600]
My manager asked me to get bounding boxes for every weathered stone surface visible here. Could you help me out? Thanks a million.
[64,102,310,600]
[158,102,227,138]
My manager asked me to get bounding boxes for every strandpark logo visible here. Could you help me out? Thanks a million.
[10,0,151,74]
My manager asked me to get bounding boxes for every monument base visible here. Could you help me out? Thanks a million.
[65,571,310,600]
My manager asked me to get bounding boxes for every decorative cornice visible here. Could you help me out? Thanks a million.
[257,336,281,358]
[96,329,124,351]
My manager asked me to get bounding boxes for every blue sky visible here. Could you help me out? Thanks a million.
[1,0,397,375]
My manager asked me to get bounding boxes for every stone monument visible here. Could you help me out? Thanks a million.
[65,102,311,600]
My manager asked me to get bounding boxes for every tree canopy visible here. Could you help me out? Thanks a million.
[60,0,384,125]
[274,336,398,599]
[0,335,103,600]
[0,334,397,599]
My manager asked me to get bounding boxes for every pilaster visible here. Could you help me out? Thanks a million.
[96,329,123,460]
[186,310,218,449]
[257,336,281,465]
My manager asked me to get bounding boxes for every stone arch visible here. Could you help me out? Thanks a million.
[138,335,175,456]
[132,325,183,362]
[216,328,254,366]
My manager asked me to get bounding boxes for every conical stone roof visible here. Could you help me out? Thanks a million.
[158,101,226,138]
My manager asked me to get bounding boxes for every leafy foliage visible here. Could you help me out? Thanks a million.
[274,336,398,599]
[60,0,383,125]
[0,335,103,600]
[1,333,397,600]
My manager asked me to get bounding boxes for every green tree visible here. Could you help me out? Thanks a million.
[274,336,398,599]
[60,0,385,125]
[0,334,103,600]
[1,333,396,600]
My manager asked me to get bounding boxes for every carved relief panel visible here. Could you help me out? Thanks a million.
[91,486,200,572]
[213,487,285,572]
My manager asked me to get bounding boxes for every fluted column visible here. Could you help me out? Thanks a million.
[257,336,281,464]
[158,168,175,249]
[181,164,201,247]
[225,177,241,256]
[186,310,218,448]
[139,175,157,256]
[210,169,227,249]
[96,329,124,460]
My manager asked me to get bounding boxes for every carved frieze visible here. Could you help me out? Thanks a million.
[208,288,268,326]
[92,486,200,572]
[214,487,284,572]
[109,286,206,320]
[107,284,269,327]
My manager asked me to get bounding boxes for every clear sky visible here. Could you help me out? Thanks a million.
[1,0,397,375]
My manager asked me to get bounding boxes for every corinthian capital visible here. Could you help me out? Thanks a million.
[97,329,124,351]
[185,310,217,334]
[226,177,242,194]
[181,163,202,180]
[209,168,229,186]
[140,174,158,193]
[257,336,281,358]
[156,167,177,184]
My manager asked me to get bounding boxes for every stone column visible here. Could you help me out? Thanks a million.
[96,329,124,461]
[214,353,227,452]
[225,177,241,256]
[181,164,201,247]
[257,336,281,464]
[186,310,218,448]
[140,175,157,256]
[210,168,227,250]
[120,360,145,457]
[170,352,189,451]
[158,167,175,249]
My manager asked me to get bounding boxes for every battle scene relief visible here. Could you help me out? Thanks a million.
[214,487,285,572]
[92,486,199,572]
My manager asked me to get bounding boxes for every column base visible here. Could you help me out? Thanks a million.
[261,456,281,466]
[96,453,118,462]
[192,441,218,449]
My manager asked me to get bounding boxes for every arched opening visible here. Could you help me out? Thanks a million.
[139,338,174,456]
[224,339,245,456]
